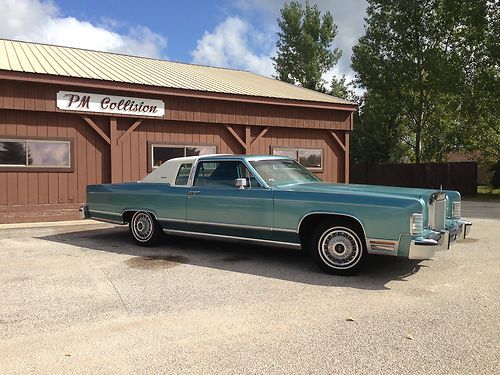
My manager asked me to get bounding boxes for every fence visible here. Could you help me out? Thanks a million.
[350,162,477,196]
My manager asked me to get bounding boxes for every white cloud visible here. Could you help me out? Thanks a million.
[191,16,275,76]
[0,0,167,58]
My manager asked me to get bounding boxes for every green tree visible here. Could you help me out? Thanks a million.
[451,0,499,162]
[273,1,342,91]
[350,92,412,164]
[351,0,498,163]
[330,75,358,101]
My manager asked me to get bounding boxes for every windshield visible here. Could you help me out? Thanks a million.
[249,159,320,187]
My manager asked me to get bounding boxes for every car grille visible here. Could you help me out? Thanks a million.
[428,197,446,231]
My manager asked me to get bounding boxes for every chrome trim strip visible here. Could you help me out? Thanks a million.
[297,212,366,234]
[183,220,272,231]
[275,228,298,233]
[88,209,124,224]
[297,212,369,251]
[157,217,185,223]
[89,209,121,217]
[91,217,124,224]
[157,217,296,233]
[121,209,159,221]
[163,229,301,249]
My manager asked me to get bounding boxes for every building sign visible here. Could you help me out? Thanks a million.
[57,91,165,117]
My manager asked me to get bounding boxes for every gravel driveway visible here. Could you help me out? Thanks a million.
[0,201,498,374]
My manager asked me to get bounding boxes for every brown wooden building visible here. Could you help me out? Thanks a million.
[0,39,357,223]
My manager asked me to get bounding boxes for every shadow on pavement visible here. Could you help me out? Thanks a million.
[39,226,426,291]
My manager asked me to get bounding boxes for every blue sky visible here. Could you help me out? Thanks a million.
[54,0,234,61]
[0,0,368,86]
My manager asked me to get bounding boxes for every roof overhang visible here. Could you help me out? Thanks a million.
[0,70,358,112]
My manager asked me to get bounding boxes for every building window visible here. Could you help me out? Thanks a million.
[150,144,216,169]
[0,139,71,169]
[272,147,323,171]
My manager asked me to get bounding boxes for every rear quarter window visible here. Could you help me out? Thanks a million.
[175,163,192,185]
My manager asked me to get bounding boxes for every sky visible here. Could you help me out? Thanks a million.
[0,0,368,88]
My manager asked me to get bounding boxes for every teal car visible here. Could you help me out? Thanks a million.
[81,155,472,275]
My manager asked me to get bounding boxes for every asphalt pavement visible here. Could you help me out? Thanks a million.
[0,201,498,374]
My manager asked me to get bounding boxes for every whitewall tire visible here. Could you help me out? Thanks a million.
[129,211,162,247]
[308,221,367,275]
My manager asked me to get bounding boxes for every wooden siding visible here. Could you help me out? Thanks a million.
[0,78,351,223]
[0,80,351,130]
[0,110,110,210]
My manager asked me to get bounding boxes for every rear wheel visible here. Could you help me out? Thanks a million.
[129,211,162,247]
[307,221,367,275]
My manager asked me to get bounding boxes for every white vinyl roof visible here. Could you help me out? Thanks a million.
[140,156,199,184]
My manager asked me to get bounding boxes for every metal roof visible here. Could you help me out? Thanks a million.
[0,39,354,106]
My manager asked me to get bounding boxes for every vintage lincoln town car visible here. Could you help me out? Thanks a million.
[81,155,472,275]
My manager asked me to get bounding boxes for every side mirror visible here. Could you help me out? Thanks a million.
[235,178,247,189]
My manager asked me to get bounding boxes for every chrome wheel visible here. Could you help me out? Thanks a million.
[318,226,362,269]
[131,212,154,242]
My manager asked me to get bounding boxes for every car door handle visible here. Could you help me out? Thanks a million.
[187,190,200,196]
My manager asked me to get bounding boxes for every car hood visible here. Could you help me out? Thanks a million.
[274,182,446,202]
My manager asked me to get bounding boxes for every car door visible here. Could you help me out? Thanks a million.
[186,160,274,240]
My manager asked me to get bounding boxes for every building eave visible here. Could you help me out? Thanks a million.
[0,70,358,112]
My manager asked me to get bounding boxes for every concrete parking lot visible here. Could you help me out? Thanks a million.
[0,201,498,374]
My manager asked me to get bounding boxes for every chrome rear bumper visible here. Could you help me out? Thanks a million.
[79,205,89,219]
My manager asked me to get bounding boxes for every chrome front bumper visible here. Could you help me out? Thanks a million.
[449,220,472,243]
[408,220,472,260]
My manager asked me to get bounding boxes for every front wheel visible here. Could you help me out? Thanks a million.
[307,222,367,275]
[129,211,163,247]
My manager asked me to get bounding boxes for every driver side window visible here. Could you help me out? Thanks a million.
[193,161,262,188]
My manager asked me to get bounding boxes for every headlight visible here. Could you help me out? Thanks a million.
[410,213,423,235]
[452,201,461,219]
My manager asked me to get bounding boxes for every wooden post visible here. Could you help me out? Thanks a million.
[345,112,354,183]
[344,132,350,183]
[245,126,251,154]
[109,117,121,183]
[328,129,350,183]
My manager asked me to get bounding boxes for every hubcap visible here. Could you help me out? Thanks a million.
[318,227,361,269]
[133,212,153,241]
